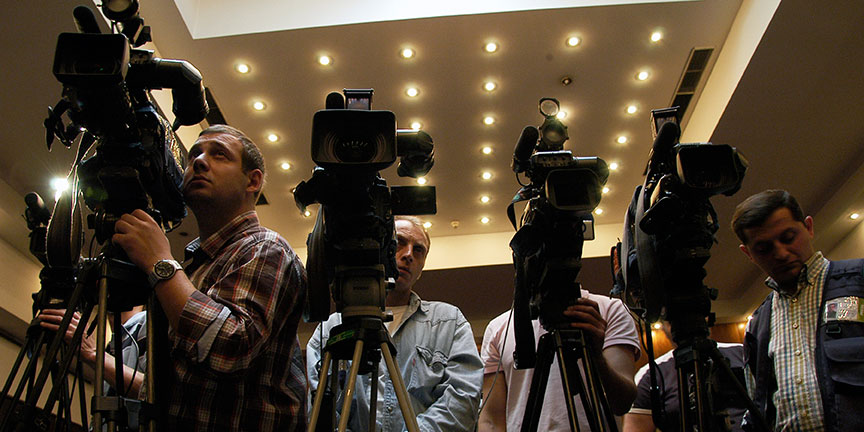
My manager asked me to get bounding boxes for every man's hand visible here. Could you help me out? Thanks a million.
[563,297,607,355]
[112,209,173,272]
[37,308,97,364]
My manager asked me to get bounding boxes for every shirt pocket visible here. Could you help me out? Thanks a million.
[823,335,864,387]
[407,345,448,406]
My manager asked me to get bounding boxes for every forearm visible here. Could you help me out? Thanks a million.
[99,352,145,398]
[153,272,197,329]
[594,349,637,415]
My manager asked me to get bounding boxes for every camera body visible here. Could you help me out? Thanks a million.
[509,98,608,369]
[295,89,436,322]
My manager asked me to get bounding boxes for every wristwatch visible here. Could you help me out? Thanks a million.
[148,259,183,287]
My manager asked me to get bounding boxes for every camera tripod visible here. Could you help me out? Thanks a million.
[308,316,419,432]
[520,326,617,432]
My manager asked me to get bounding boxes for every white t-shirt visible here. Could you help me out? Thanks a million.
[480,290,641,432]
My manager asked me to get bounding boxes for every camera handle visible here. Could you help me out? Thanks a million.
[520,328,617,432]
[308,317,419,432]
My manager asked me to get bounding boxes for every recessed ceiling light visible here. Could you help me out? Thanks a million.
[406,87,420,97]
[401,48,415,59]
[422,221,432,229]
[410,121,422,130]
[480,195,490,204]
[626,105,638,114]
[417,177,428,185]
[652,322,662,330]
[637,70,650,81]
[483,81,497,92]
[480,216,490,224]
[484,42,498,53]
[51,177,69,201]
[280,162,291,170]
[252,101,266,111]
[851,213,861,220]
[609,162,619,170]
[481,146,493,155]
[481,171,492,180]
[650,31,663,42]
[556,111,567,120]
[235,63,250,74]
[483,116,495,125]
[303,210,311,217]
[318,55,332,66]
[594,208,604,215]
[566,36,581,47]
[617,135,628,144]
[267,133,279,143]
[602,187,610,194]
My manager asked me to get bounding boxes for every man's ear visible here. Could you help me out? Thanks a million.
[246,169,264,195]
[804,215,815,237]
[739,244,754,262]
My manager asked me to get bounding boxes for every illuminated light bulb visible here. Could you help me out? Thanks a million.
[423,221,432,229]
[652,322,662,330]
[483,116,495,125]
[252,101,266,111]
[406,87,419,97]
[602,187,610,194]
[410,121,422,130]
[401,48,415,59]
[267,134,279,143]
[481,146,493,155]
[566,36,580,47]
[480,216,490,224]
[304,210,311,217]
[594,208,604,215]
[738,323,746,330]
[416,177,427,185]
[480,196,490,204]
[484,42,498,53]
[617,136,628,144]
[651,31,663,42]
[318,55,332,66]
[235,63,250,74]
[556,111,567,120]
[484,81,497,92]
[609,162,619,171]
[626,105,638,114]
[851,213,861,220]
[637,71,650,81]
[481,171,492,180]
[280,162,291,170]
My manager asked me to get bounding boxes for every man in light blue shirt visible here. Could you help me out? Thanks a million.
[307,216,483,431]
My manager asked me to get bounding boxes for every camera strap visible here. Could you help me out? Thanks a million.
[507,186,537,230]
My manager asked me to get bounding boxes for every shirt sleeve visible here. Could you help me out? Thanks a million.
[415,313,484,432]
[171,238,304,373]
[629,364,654,413]
[601,297,642,361]
[480,314,504,375]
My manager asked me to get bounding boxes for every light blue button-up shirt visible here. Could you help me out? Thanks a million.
[307,292,483,432]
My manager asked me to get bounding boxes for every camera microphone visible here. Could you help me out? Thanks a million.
[73,5,102,34]
[512,126,539,173]
[25,192,52,227]
[325,92,345,110]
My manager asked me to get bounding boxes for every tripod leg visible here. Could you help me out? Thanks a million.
[369,357,378,432]
[92,263,109,430]
[337,340,364,432]
[380,342,419,432]
[570,331,617,432]
[0,330,45,427]
[307,350,333,432]
[43,304,93,418]
[521,334,557,432]
[145,301,157,432]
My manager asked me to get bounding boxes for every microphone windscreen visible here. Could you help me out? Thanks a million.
[73,5,102,34]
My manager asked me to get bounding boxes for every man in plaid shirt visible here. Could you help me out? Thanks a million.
[111,124,307,431]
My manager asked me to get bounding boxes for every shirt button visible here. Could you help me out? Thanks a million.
[795,378,803,384]
[387,406,393,413]
[793,323,799,329]
[792,298,798,303]
[795,349,802,356]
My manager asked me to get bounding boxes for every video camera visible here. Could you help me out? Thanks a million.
[294,89,436,322]
[615,106,747,333]
[508,98,609,369]
[44,2,207,258]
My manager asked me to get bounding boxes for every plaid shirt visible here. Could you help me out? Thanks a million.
[745,251,827,432]
[166,211,307,431]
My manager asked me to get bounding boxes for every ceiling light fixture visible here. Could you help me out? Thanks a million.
[556,111,567,120]
[483,81,497,92]
[481,146,493,155]
[594,208,604,215]
[267,133,279,143]
[252,101,266,111]
[609,162,619,171]
[405,87,419,97]
[626,105,638,114]
[483,116,495,125]
[480,195,490,204]
[602,187,610,194]
[652,322,662,330]
[851,213,861,220]
[651,31,663,42]
[566,36,581,47]
[484,42,498,53]
[617,135,628,144]
[318,55,332,66]
[280,162,291,170]
[480,216,490,224]
[481,171,492,180]
[637,70,650,81]
[423,221,432,229]
[401,48,415,59]
[410,121,422,130]
[304,210,312,217]
[417,177,428,185]
[235,63,250,74]
[51,177,69,201]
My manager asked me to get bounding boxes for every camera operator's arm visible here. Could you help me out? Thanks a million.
[38,309,145,397]
[563,297,639,415]
[478,372,507,431]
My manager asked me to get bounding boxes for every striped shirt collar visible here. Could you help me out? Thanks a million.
[764,251,827,298]
[184,211,258,262]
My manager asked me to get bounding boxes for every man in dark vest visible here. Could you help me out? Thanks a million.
[732,189,864,432]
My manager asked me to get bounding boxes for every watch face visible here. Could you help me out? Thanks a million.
[154,261,176,278]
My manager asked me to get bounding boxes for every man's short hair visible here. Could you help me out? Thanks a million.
[198,124,265,176]
[731,189,806,243]
[395,215,431,249]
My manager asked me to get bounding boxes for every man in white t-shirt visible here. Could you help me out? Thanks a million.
[478,290,641,431]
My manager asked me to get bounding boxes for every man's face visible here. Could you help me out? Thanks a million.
[394,219,429,293]
[739,207,815,288]
[183,133,254,210]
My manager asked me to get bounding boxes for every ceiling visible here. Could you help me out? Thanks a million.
[1,0,863,340]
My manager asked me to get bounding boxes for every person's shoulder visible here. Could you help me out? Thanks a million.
[421,299,464,317]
